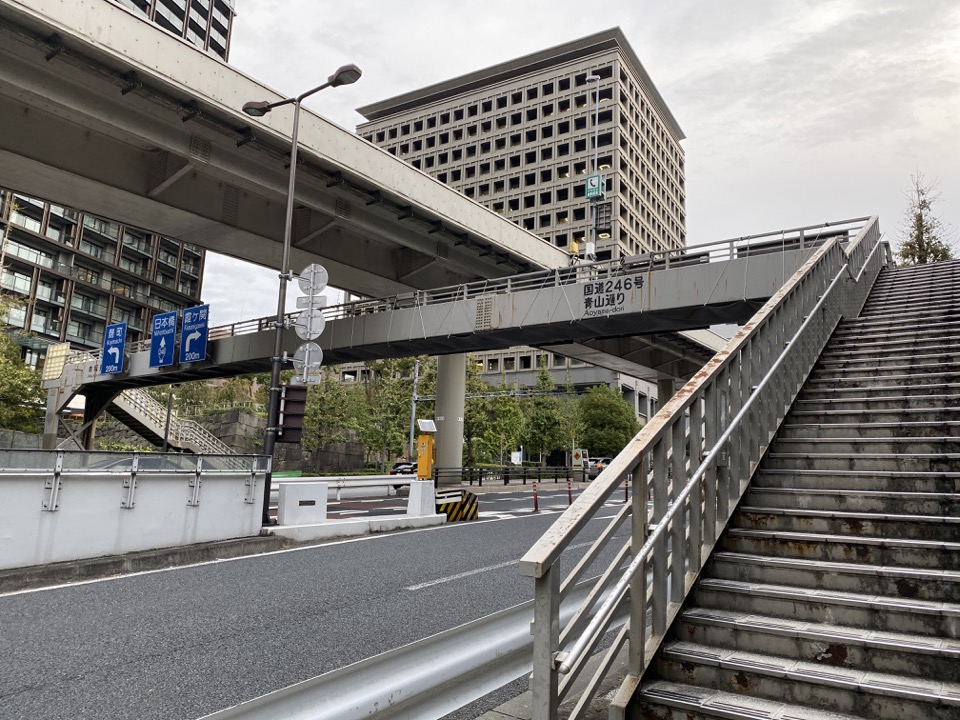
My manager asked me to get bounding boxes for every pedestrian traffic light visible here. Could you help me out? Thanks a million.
[277,383,308,443]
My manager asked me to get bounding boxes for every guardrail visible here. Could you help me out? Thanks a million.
[433,465,588,486]
[63,216,870,369]
[518,216,885,719]
[268,475,413,503]
[199,582,613,720]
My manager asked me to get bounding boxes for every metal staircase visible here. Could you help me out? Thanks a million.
[109,387,236,455]
[637,259,960,718]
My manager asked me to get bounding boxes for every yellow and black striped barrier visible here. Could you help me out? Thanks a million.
[435,489,478,522]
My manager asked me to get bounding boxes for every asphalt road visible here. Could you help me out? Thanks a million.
[0,487,628,720]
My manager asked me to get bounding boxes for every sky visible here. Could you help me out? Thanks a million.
[202,0,960,326]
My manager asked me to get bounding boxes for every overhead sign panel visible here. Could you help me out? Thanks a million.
[149,311,178,368]
[100,322,127,375]
[178,304,209,364]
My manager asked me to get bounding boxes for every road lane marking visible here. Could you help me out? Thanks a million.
[404,540,606,591]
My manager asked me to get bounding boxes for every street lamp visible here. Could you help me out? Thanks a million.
[243,63,361,525]
[586,74,601,261]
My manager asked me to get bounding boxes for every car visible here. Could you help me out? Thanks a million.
[389,462,416,475]
[587,457,612,479]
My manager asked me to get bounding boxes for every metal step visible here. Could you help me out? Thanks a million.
[733,505,960,542]
[777,421,960,439]
[769,437,960,455]
[654,641,960,720]
[791,396,959,414]
[676,605,960,680]
[708,552,960,603]
[814,347,960,369]
[817,343,960,363]
[799,381,960,400]
[752,468,960,493]
[824,335,960,358]
[765,451,959,473]
[741,486,960,516]
[804,370,960,390]
[638,679,869,720]
[785,407,960,425]
[831,318,960,342]
[720,529,960,571]
[808,361,960,381]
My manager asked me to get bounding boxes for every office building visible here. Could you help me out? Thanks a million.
[114,0,235,61]
[356,27,686,261]
[0,0,235,366]
[355,28,683,413]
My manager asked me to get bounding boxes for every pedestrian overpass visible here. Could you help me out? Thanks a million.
[41,218,865,448]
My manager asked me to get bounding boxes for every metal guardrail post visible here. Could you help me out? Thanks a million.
[530,565,560,720]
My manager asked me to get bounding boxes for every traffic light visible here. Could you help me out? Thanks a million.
[277,383,308,443]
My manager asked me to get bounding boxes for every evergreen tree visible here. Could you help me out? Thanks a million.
[302,365,367,450]
[479,376,525,465]
[578,384,640,457]
[521,358,565,463]
[897,172,955,265]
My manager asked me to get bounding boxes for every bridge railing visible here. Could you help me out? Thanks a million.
[517,216,885,720]
[63,216,872,371]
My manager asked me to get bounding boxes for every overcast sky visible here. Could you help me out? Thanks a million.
[202,0,960,326]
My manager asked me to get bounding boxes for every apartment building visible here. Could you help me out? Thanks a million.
[0,0,236,367]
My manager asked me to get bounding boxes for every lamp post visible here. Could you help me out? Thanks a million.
[586,74,601,262]
[243,63,361,525]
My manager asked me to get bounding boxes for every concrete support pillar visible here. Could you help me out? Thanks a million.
[435,353,466,483]
[657,378,676,413]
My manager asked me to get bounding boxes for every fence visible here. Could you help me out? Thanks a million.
[518,217,886,719]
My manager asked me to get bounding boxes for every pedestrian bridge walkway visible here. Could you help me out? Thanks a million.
[42,218,868,444]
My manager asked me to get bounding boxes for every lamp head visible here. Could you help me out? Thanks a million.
[587,74,602,82]
[328,63,362,87]
[242,100,272,117]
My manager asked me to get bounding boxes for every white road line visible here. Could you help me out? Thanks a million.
[404,559,519,591]
[404,539,606,591]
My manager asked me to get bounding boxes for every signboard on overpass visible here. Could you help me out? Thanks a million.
[178,304,209,364]
[100,322,127,375]
[149,311,178,368]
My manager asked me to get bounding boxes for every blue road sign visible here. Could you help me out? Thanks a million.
[100,322,127,375]
[179,304,209,364]
[149,311,178,368]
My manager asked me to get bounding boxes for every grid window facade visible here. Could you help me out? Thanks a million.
[357,30,686,262]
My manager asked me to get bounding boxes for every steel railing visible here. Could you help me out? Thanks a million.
[518,216,886,720]
[61,217,871,370]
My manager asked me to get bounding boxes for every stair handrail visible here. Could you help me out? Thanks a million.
[519,217,885,720]
[113,388,236,456]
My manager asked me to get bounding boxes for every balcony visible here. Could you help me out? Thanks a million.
[70,297,109,320]
[30,317,62,336]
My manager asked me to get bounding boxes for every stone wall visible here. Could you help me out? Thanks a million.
[0,429,41,449]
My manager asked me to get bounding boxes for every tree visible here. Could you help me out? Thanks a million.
[556,373,583,463]
[0,296,44,433]
[578,384,640,457]
[358,357,419,469]
[478,377,526,465]
[302,366,368,450]
[897,172,955,265]
[521,358,565,463]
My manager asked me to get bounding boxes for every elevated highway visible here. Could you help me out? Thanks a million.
[0,0,565,297]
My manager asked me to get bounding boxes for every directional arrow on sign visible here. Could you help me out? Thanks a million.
[108,347,120,364]
[158,337,166,362]
[185,330,201,351]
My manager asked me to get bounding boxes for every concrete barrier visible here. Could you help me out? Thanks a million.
[277,482,328,525]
